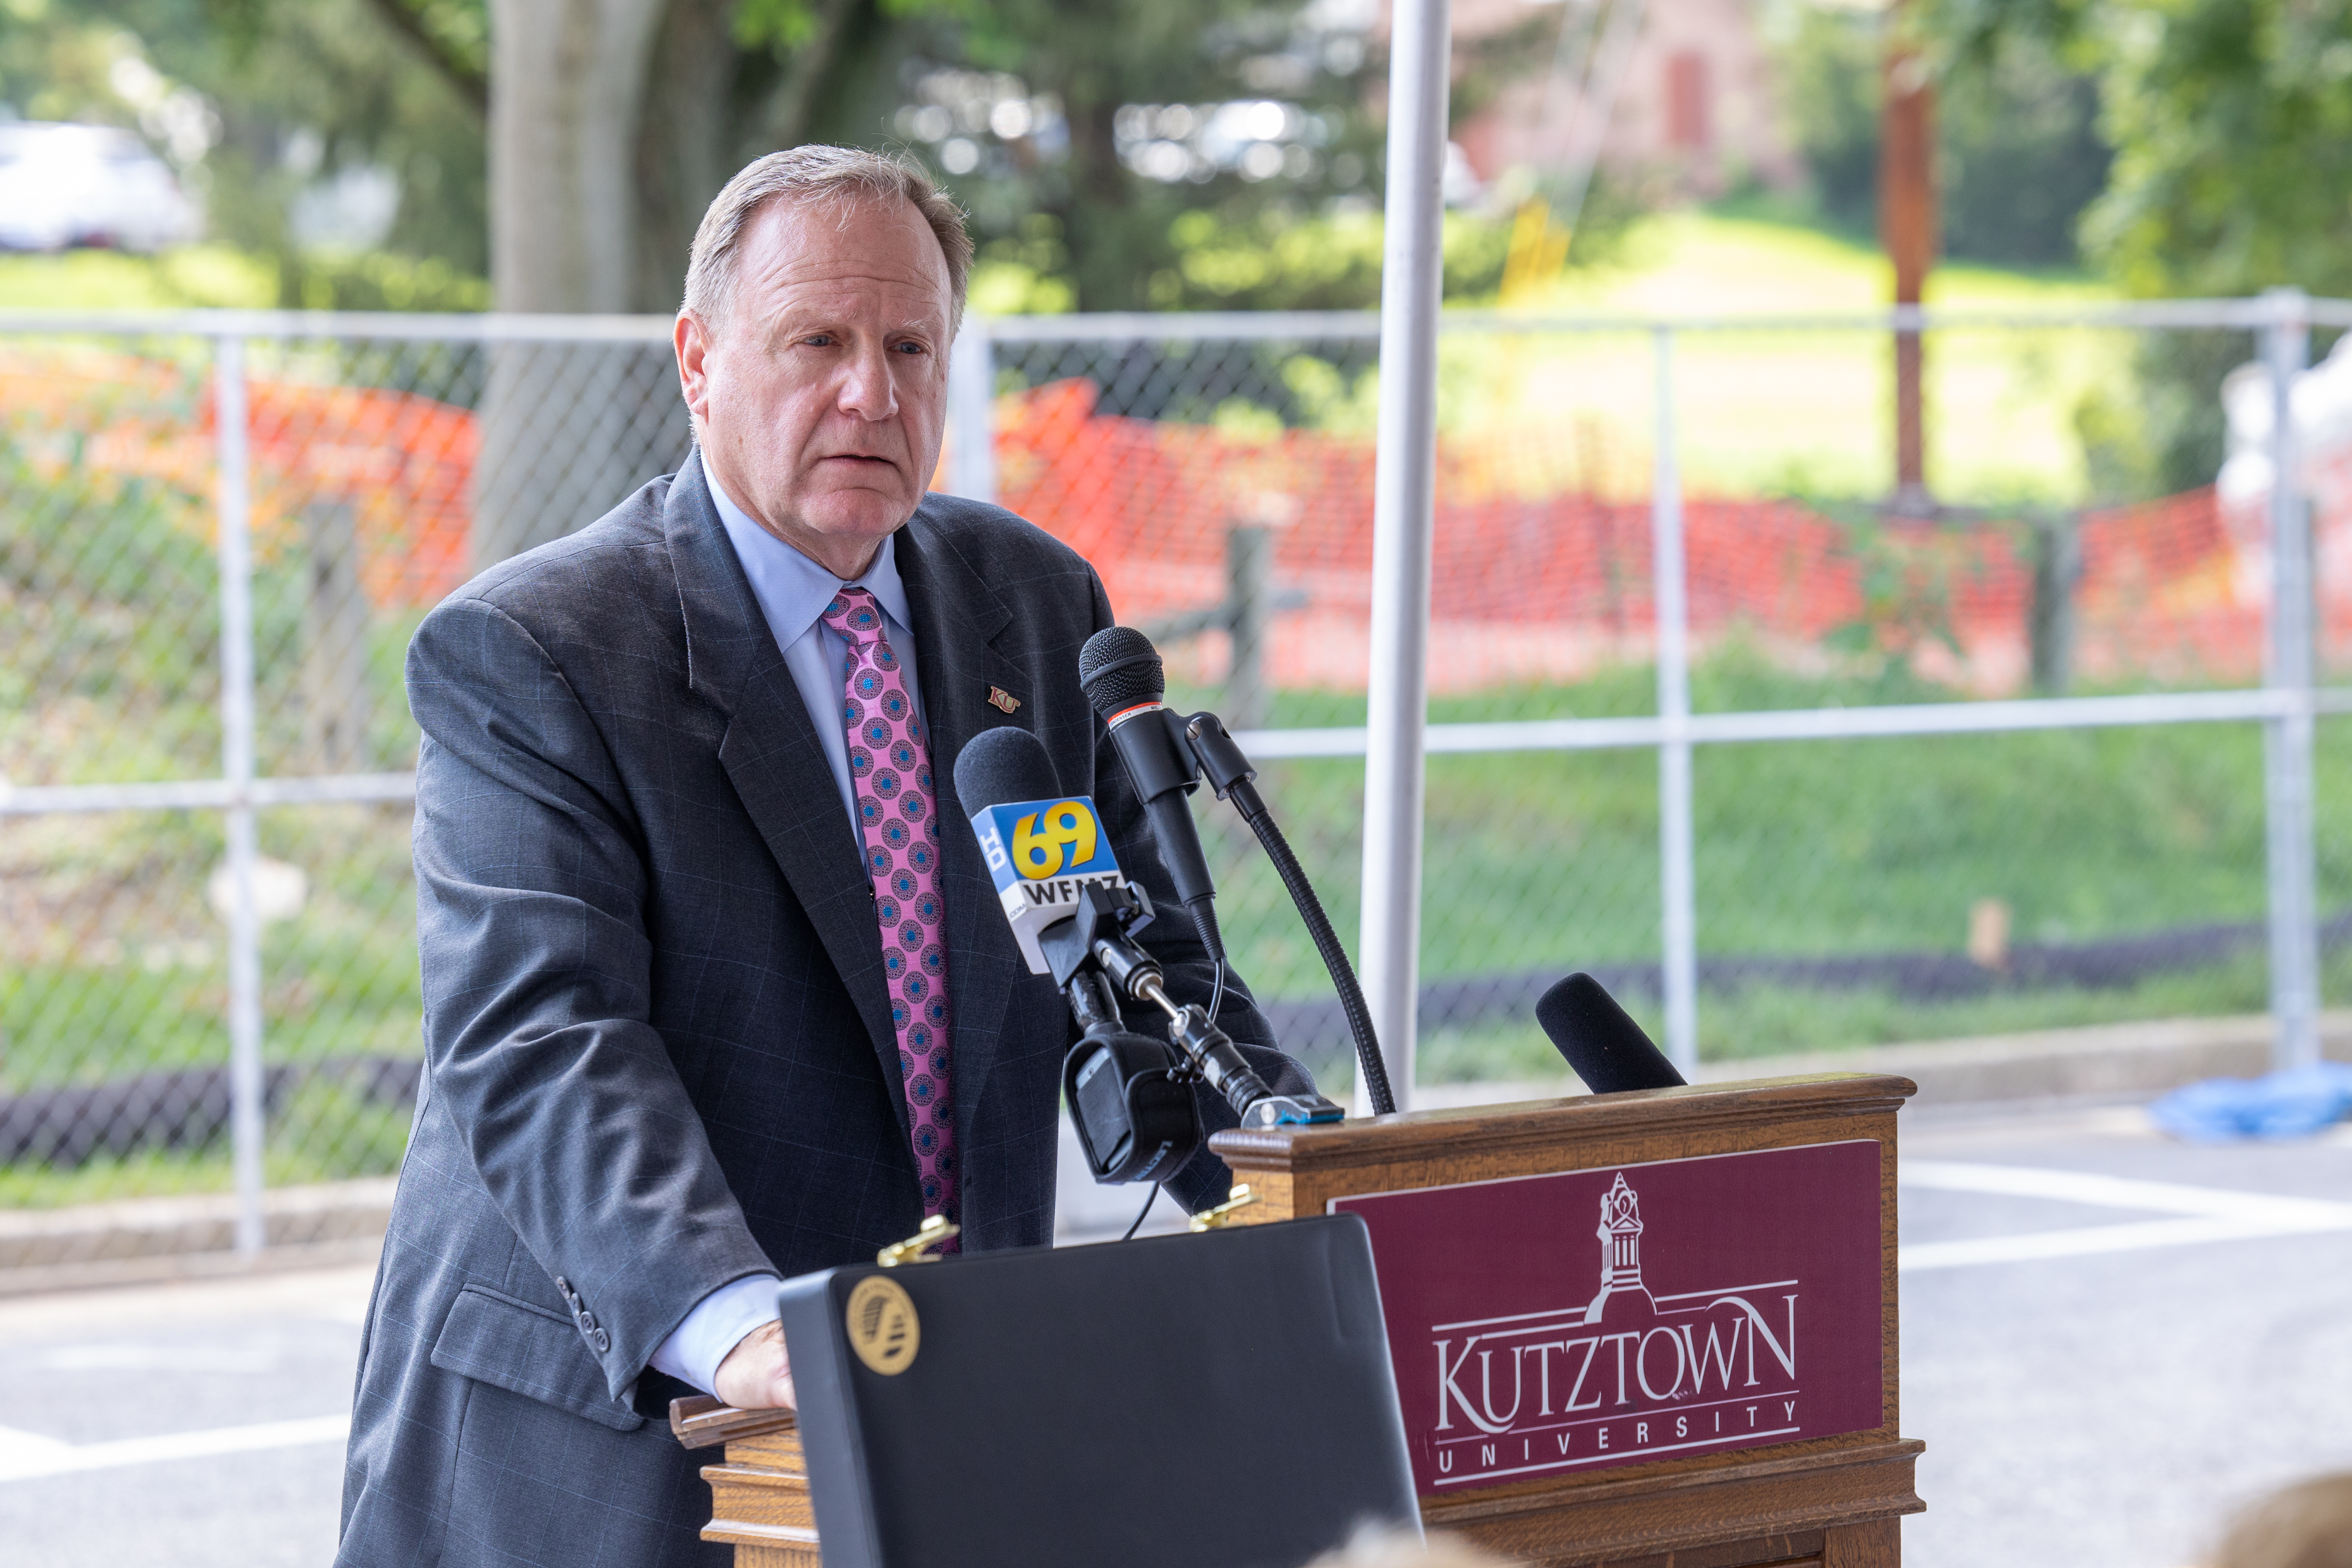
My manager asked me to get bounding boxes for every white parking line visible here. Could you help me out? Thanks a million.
[0,1413,349,1483]
[1899,1161,2352,1272]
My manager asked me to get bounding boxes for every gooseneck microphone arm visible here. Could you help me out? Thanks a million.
[1185,713,1397,1118]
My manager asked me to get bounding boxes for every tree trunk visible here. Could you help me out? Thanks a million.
[1880,22,1936,510]
[1059,90,1141,312]
[492,0,669,312]
[475,0,885,571]
[635,0,739,314]
[475,0,684,571]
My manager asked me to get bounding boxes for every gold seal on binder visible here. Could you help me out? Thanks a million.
[845,1276,920,1375]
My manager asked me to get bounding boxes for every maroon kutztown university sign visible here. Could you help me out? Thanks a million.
[1332,1139,1884,1495]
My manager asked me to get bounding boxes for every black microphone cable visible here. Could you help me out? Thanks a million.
[1185,713,1397,1118]
[1120,1184,1159,1241]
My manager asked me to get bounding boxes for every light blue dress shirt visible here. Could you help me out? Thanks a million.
[649,454,933,1395]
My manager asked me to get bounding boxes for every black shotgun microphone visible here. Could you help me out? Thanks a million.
[1077,627,1224,958]
[1535,974,1689,1095]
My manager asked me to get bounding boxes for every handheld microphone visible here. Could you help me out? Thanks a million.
[954,724,1143,978]
[1535,974,1688,1095]
[955,725,1197,1182]
[1077,628,1223,956]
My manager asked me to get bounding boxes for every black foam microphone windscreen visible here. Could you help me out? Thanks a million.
[1076,625,1165,717]
[952,723,1063,817]
[1535,974,1688,1094]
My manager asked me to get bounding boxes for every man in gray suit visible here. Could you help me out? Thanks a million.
[338,146,1313,1566]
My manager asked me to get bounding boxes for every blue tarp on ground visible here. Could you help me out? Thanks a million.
[2150,1062,2352,1142]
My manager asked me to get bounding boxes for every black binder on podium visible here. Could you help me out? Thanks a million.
[775,1212,1418,1568]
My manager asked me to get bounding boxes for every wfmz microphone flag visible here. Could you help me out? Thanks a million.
[970,794,1133,974]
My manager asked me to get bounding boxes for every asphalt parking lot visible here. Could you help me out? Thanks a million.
[3,1098,2348,1567]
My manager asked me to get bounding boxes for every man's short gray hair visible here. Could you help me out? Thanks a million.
[682,145,973,337]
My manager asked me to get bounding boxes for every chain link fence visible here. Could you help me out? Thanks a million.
[4,298,2349,1267]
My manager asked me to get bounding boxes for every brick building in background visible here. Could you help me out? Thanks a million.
[1392,0,1802,200]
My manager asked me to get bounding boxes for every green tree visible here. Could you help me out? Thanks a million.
[1766,1,2112,267]
[2083,0,2352,297]
[889,2,1382,312]
[0,0,489,294]
[1924,0,2352,295]
[1925,0,2352,493]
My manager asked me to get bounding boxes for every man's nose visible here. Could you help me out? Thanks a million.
[838,341,900,421]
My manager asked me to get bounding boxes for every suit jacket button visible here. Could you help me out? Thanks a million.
[592,1329,610,1354]
[556,1276,573,1297]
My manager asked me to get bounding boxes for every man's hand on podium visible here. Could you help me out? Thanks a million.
[713,1320,796,1410]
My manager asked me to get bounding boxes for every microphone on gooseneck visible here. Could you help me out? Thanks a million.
[1076,627,1226,962]
[951,723,1339,1175]
[1535,974,1688,1095]
[1080,624,1397,1117]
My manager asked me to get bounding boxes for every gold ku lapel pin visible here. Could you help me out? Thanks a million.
[987,686,1021,713]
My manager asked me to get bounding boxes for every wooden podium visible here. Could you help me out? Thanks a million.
[672,1396,816,1567]
[678,1071,1921,1567]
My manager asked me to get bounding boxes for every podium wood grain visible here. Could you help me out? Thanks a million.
[671,1398,820,1567]
[1206,1073,1923,1568]
[675,1073,1922,1567]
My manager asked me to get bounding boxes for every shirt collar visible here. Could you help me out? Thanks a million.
[701,451,915,643]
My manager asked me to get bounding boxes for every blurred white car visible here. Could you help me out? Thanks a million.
[0,122,202,252]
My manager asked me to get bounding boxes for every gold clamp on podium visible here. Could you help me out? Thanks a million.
[875,1214,960,1266]
[1187,1182,1256,1231]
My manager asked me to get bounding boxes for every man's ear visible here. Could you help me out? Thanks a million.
[675,312,714,424]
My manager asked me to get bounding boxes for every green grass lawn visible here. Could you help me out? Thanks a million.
[1435,210,2147,505]
[0,247,278,311]
[1182,653,2352,1086]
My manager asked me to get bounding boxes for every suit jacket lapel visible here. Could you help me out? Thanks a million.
[895,502,1030,1145]
[665,462,907,1134]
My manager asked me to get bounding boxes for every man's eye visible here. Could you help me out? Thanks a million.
[802,334,835,347]
[892,341,927,355]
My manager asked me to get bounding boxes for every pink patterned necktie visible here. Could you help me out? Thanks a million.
[820,586,956,1237]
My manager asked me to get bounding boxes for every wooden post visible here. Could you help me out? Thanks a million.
[301,500,374,774]
[1225,523,1272,733]
[1881,18,1936,511]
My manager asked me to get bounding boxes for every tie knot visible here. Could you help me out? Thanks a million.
[822,586,885,645]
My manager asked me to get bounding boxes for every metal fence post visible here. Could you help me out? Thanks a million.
[1652,327,1699,1073]
[1359,0,1453,1115]
[1225,524,1273,732]
[2262,288,2320,1070]
[215,334,267,1255]
[948,316,997,504]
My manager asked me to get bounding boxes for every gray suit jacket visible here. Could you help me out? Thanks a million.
[338,464,1310,1567]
